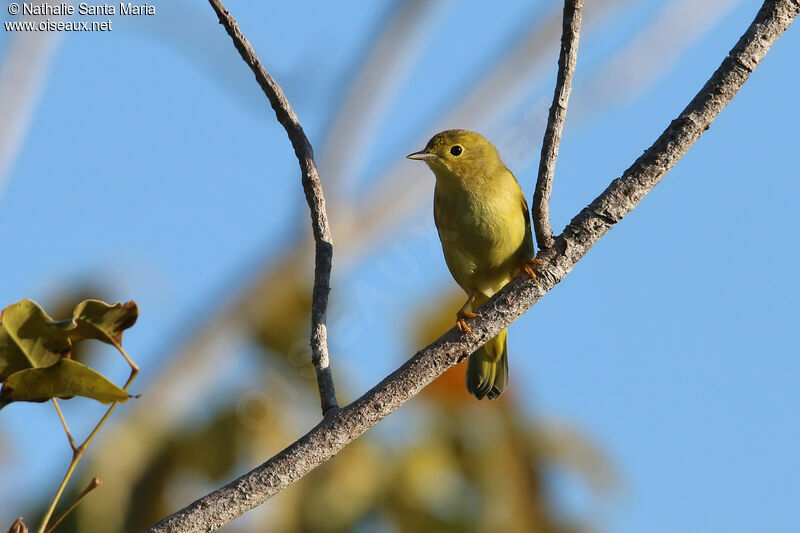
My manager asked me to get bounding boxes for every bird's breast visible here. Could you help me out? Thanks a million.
[434,177,528,295]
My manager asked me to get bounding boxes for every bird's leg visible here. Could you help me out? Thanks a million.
[456,293,479,335]
[522,258,543,280]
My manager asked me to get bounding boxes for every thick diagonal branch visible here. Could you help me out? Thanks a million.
[533,0,584,250]
[208,0,338,415]
[147,1,797,531]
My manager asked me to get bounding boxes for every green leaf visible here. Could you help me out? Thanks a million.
[0,298,139,407]
[0,325,29,381]
[64,300,139,345]
[0,359,130,408]
[0,299,70,381]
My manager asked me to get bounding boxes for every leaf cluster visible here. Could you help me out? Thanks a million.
[0,299,138,409]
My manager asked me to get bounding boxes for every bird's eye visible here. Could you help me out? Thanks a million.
[450,145,463,156]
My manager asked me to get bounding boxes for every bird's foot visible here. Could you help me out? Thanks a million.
[456,311,479,335]
[522,258,543,280]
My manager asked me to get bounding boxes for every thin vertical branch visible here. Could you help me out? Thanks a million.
[533,0,585,250]
[207,0,338,415]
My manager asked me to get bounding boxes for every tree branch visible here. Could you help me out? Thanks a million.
[146,0,798,531]
[533,0,584,250]
[207,0,338,415]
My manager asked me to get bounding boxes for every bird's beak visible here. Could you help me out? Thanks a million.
[406,150,437,161]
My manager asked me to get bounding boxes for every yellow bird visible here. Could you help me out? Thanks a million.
[408,130,537,400]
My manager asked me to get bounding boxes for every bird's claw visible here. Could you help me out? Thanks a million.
[456,310,479,335]
[523,258,543,280]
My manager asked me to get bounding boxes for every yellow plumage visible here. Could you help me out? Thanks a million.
[408,129,535,399]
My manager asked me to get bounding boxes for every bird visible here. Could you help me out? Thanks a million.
[407,129,538,400]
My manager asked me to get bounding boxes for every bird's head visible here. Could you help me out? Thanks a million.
[407,129,504,179]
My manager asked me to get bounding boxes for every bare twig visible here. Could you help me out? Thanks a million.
[146,1,798,531]
[207,0,338,415]
[44,477,101,533]
[533,0,585,250]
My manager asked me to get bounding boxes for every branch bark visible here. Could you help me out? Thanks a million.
[207,0,338,415]
[146,0,798,531]
[533,0,584,250]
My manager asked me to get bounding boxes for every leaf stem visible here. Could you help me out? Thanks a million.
[51,398,77,451]
[110,338,140,379]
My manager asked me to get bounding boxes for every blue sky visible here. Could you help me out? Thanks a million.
[1,1,798,531]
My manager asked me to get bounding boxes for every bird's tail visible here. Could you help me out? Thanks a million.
[466,328,508,400]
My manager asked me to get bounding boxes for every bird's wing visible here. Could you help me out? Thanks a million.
[514,176,536,261]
